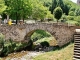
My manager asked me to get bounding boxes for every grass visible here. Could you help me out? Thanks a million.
[33,43,74,60]
[66,20,78,24]
[34,37,57,46]
[31,29,52,41]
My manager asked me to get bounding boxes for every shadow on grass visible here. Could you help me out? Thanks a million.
[53,41,74,51]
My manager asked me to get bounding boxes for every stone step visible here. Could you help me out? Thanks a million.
[74,55,80,59]
[74,37,80,39]
[74,33,80,35]
[74,41,80,43]
[74,40,80,42]
[74,38,80,40]
[73,57,80,60]
[74,50,80,53]
[74,40,80,41]
[73,34,80,59]
[74,52,80,55]
[74,35,80,37]
[74,43,80,45]
[73,58,80,60]
[74,34,80,35]
[74,49,80,52]
[74,45,80,47]
[74,47,80,50]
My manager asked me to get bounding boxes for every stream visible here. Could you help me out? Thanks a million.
[1,51,44,60]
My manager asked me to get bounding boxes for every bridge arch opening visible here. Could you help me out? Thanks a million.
[24,29,58,51]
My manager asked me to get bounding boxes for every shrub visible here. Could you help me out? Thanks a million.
[67,16,74,20]
[1,38,29,56]
[53,7,63,22]
[40,41,49,47]
[69,11,74,16]
[31,29,52,42]
[0,33,5,55]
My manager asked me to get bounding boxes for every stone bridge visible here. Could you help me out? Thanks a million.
[0,23,77,47]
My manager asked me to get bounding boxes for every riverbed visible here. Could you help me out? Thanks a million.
[0,51,44,60]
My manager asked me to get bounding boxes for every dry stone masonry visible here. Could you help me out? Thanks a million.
[0,23,76,47]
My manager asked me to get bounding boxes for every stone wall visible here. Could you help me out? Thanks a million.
[0,23,76,47]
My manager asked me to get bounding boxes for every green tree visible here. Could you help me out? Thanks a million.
[57,0,64,11]
[54,7,63,22]
[51,0,64,14]
[51,0,57,14]
[63,3,71,15]
[4,0,32,24]
[39,0,52,7]
[0,0,6,14]
[31,0,48,21]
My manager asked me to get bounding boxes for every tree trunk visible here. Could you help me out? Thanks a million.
[7,14,9,22]
[16,12,18,24]
[57,20,58,23]
[23,15,24,23]
[57,20,59,25]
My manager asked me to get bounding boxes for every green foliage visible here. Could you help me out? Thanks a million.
[66,20,78,25]
[4,0,32,24]
[69,11,74,16]
[31,0,48,21]
[39,0,52,7]
[46,11,53,19]
[0,33,4,55]
[34,37,53,43]
[75,16,80,26]
[31,29,52,42]
[0,0,6,14]
[66,16,74,20]
[75,8,80,16]
[0,38,29,56]
[57,0,64,12]
[31,30,57,47]
[62,14,67,20]
[69,7,76,12]
[54,7,63,22]
[51,0,68,15]
[51,0,57,14]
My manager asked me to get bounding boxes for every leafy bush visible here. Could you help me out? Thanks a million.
[31,29,52,42]
[0,33,5,55]
[66,16,74,20]
[69,11,74,16]
[75,8,80,16]
[0,38,29,56]
[53,7,63,22]
[75,16,80,26]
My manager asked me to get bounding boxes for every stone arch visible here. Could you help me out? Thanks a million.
[24,29,58,46]
[24,29,53,40]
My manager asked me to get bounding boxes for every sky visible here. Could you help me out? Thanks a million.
[71,0,77,3]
